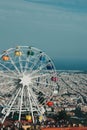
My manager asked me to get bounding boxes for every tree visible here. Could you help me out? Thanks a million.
[58,110,70,121]
[74,107,84,118]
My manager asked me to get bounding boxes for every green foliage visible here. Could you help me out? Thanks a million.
[58,110,69,120]
[74,107,85,118]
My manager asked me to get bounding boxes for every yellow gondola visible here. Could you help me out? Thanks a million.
[26,115,32,121]
[14,50,22,56]
[39,116,43,122]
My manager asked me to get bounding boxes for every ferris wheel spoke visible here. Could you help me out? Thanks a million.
[8,55,20,74]
[31,61,55,76]
[33,80,56,88]
[5,87,21,107]
[0,73,18,79]
[31,73,51,80]
[0,62,17,76]
[30,63,48,76]
[27,86,34,122]
[0,85,15,94]
[29,58,40,73]
[32,84,48,97]
[18,57,23,73]
[0,80,14,86]
[24,55,30,73]
[30,61,38,73]
[15,46,24,73]
[19,85,25,121]
[32,85,52,105]
[29,52,44,73]
[29,88,42,114]
[0,83,15,91]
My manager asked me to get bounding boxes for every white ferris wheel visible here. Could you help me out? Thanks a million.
[0,46,58,124]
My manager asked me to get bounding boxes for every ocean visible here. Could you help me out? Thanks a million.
[54,59,87,71]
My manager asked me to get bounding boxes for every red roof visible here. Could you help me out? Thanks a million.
[41,127,87,130]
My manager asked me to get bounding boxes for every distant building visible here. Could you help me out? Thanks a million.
[81,105,87,112]
[65,106,76,111]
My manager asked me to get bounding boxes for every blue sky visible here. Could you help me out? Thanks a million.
[0,0,87,70]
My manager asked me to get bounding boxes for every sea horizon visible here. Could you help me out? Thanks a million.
[54,59,87,71]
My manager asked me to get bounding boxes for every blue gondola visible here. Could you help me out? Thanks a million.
[46,63,54,70]
[39,55,45,62]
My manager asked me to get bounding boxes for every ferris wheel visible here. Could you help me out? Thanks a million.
[0,46,58,124]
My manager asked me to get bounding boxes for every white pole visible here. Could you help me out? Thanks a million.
[27,86,34,123]
[2,88,21,124]
[19,85,24,121]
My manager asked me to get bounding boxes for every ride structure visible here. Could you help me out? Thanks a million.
[0,46,58,124]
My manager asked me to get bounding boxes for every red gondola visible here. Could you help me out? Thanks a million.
[46,101,54,107]
[51,77,58,82]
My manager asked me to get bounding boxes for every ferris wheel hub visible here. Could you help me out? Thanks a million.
[20,74,32,86]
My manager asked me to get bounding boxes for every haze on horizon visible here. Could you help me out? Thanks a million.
[0,0,87,70]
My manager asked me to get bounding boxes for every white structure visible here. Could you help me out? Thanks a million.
[0,46,58,123]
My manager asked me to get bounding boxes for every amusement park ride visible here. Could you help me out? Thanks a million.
[0,46,58,124]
